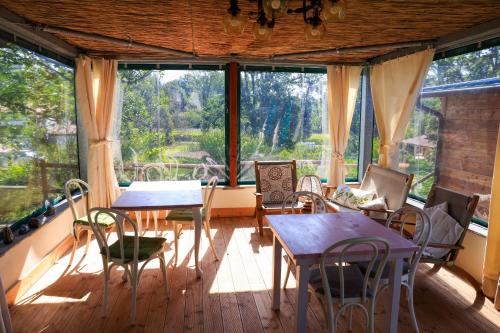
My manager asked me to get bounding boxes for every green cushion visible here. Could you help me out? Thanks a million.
[166,208,206,221]
[75,211,116,227]
[102,235,166,261]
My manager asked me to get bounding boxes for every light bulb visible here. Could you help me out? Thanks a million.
[271,0,281,9]
[223,12,247,35]
[253,22,272,41]
[304,23,326,40]
[322,0,347,23]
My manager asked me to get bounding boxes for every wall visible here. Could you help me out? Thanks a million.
[455,228,487,283]
[0,203,74,292]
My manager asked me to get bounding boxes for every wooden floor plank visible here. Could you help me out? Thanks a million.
[8,217,500,333]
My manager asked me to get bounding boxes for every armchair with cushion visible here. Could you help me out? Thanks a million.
[420,184,479,267]
[328,164,414,222]
[254,160,298,236]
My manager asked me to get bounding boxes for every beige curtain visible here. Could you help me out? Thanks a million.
[75,56,120,207]
[483,128,500,309]
[0,276,13,333]
[370,49,435,168]
[327,65,362,186]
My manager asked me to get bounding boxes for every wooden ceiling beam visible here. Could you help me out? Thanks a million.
[0,6,78,58]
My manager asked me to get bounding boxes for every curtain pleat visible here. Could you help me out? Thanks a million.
[75,56,120,207]
[370,49,435,169]
[327,65,362,187]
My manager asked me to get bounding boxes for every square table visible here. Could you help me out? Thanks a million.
[266,212,418,333]
[112,180,204,277]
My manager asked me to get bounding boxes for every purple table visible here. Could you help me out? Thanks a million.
[266,212,418,333]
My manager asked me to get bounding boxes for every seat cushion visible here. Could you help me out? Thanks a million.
[257,164,294,204]
[309,265,372,299]
[355,260,410,279]
[262,202,304,210]
[102,235,166,261]
[75,211,116,227]
[166,208,206,221]
[326,201,358,213]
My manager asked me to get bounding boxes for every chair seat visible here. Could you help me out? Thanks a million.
[326,200,359,213]
[355,260,410,279]
[102,235,166,261]
[309,265,373,299]
[75,211,116,227]
[262,202,304,210]
[166,208,206,221]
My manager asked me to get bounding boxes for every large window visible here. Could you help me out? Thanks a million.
[0,43,78,225]
[373,46,500,225]
[115,68,226,184]
[239,69,360,182]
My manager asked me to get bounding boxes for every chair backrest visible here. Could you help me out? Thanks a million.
[296,175,323,196]
[360,164,414,211]
[204,176,218,222]
[88,207,139,264]
[141,162,176,181]
[425,184,479,262]
[281,191,327,214]
[255,160,297,204]
[319,237,390,330]
[386,207,432,284]
[64,179,93,221]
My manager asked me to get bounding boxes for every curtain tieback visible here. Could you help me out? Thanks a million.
[380,143,397,154]
[89,139,114,148]
[332,152,344,161]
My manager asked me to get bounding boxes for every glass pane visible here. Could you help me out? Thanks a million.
[239,70,360,182]
[115,69,226,184]
[0,43,78,225]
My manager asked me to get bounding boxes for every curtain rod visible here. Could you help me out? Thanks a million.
[34,24,195,58]
[272,40,436,60]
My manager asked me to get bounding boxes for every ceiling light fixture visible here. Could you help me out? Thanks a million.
[254,0,275,41]
[223,0,247,35]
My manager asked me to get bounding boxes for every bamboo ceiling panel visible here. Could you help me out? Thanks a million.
[1,0,499,62]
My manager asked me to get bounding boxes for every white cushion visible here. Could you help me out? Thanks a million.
[331,185,375,210]
[415,201,448,240]
[359,196,388,220]
[421,206,464,259]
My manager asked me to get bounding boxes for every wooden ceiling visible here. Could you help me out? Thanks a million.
[0,0,499,63]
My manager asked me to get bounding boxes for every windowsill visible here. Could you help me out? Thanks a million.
[405,197,488,238]
[0,196,78,257]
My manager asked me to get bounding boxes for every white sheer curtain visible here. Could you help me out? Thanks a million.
[370,49,435,169]
[0,276,13,333]
[75,56,120,207]
[327,65,362,186]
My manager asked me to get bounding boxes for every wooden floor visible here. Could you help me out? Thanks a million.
[9,217,500,333]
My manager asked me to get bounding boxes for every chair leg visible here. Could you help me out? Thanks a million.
[204,220,219,261]
[283,261,292,289]
[146,211,150,230]
[257,210,264,236]
[407,285,419,333]
[130,264,138,323]
[83,230,92,258]
[153,210,159,236]
[160,252,170,298]
[348,306,353,332]
[101,257,109,318]
[174,222,179,267]
[67,227,80,267]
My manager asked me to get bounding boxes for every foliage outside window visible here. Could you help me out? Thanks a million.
[239,70,360,183]
[0,43,78,225]
[373,46,500,225]
[115,69,226,184]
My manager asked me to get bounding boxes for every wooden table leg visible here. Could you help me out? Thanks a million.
[387,258,403,333]
[295,264,311,333]
[134,211,142,235]
[272,235,282,310]
[192,207,203,278]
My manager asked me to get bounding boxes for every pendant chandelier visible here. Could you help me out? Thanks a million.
[222,0,346,41]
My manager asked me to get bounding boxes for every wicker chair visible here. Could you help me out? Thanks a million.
[253,160,298,236]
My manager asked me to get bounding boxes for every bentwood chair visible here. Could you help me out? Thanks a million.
[356,207,432,333]
[254,160,298,236]
[88,207,168,322]
[140,162,177,236]
[64,179,115,268]
[310,237,390,333]
[282,191,327,288]
[166,176,219,265]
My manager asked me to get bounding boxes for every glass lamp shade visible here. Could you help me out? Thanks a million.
[253,22,272,41]
[223,12,248,35]
[304,23,326,40]
[322,0,346,22]
[263,0,288,17]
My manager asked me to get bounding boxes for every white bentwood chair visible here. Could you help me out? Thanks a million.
[64,179,115,268]
[282,191,327,288]
[166,176,219,265]
[88,207,169,322]
[356,206,432,333]
[310,237,391,333]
